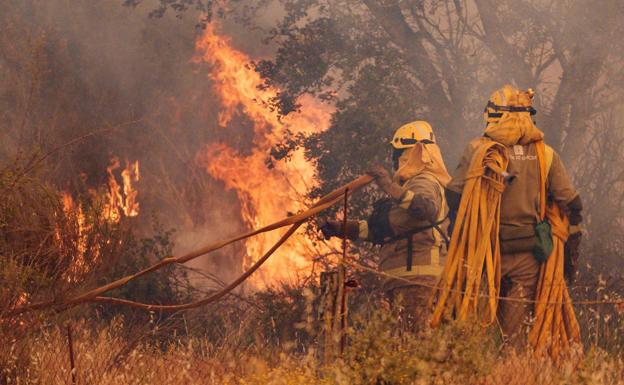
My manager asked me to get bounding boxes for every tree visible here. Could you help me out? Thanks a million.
[141,0,624,274]
[251,0,624,266]
[260,1,622,156]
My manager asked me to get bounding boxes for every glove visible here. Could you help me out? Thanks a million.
[318,219,360,240]
[564,232,582,284]
[367,164,392,183]
[366,164,404,201]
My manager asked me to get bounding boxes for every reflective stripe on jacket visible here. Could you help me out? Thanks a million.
[375,173,448,281]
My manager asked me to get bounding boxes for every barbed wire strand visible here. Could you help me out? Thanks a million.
[343,257,624,307]
[5,175,374,316]
[6,174,624,317]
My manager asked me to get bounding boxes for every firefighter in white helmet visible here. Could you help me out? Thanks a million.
[320,121,451,330]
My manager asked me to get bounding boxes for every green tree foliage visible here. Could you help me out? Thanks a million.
[137,0,624,284]
[251,0,624,278]
[94,224,194,321]
[257,0,624,171]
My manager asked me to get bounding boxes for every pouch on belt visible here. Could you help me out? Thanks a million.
[499,223,552,262]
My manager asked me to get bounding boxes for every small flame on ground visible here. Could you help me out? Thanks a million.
[194,25,336,286]
[59,193,89,282]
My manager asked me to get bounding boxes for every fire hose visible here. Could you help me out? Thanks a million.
[529,141,581,360]
[8,175,373,315]
[429,139,507,327]
[429,139,581,360]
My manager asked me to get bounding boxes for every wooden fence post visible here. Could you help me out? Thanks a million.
[318,270,348,362]
[318,187,350,363]
[66,323,77,385]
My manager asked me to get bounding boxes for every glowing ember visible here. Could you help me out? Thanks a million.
[194,25,335,286]
[15,292,29,307]
[9,292,29,327]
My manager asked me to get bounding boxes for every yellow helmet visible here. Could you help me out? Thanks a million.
[484,85,536,125]
[391,121,435,149]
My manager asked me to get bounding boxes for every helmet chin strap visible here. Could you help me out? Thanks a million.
[392,148,405,171]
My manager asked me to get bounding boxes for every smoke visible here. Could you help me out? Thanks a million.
[0,0,285,285]
[4,0,623,289]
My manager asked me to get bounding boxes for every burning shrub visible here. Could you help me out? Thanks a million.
[0,156,196,378]
[0,160,122,316]
[0,155,191,328]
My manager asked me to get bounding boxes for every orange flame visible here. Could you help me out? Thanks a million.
[103,158,140,222]
[194,25,335,286]
[58,159,140,282]
[59,193,90,282]
[121,160,140,217]
[15,292,29,307]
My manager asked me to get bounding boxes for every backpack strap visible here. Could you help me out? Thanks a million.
[401,215,449,271]
[535,141,548,220]
[545,144,554,176]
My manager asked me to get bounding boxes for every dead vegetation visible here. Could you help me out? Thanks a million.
[3,306,624,385]
[2,1,624,384]
[1,160,624,384]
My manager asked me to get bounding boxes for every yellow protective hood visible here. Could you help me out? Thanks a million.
[393,142,451,187]
[483,85,544,146]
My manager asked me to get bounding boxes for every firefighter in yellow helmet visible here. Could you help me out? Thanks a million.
[445,85,583,346]
[320,121,451,330]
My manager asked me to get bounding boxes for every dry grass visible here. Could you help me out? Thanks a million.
[2,310,623,385]
[2,162,623,385]
[2,157,623,385]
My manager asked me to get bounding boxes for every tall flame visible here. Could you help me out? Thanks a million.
[194,25,334,286]
[59,159,140,282]
[103,158,140,222]
[59,193,90,283]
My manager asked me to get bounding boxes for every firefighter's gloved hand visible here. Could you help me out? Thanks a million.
[367,164,392,182]
[564,232,582,284]
[366,164,403,201]
[318,219,360,240]
[319,219,340,239]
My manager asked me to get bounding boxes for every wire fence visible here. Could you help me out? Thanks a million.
[3,287,624,385]
[2,176,624,384]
